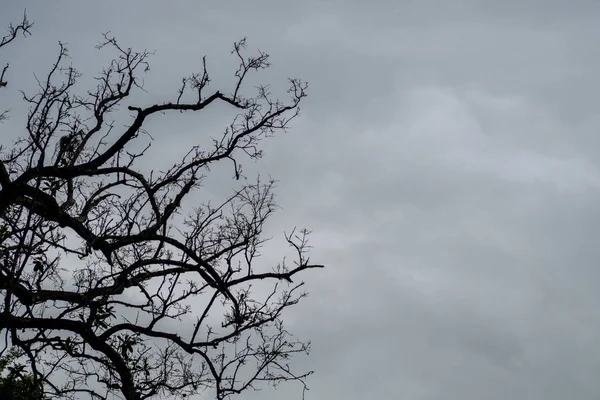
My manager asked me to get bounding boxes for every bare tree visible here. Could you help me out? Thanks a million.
[0,11,33,121]
[0,12,322,400]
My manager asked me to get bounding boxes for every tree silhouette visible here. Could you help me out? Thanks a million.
[0,12,322,400]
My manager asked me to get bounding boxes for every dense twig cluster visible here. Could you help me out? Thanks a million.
[0,14,321,400]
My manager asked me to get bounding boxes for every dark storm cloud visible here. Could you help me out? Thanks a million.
[2,1,600,399]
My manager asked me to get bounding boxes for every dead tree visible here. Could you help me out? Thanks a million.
[0,14,322,400]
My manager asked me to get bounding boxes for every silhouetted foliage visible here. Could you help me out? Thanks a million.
[0,348,48,400]
[0,11,322,400]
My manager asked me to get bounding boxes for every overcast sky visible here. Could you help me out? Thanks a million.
[2,1,600,399]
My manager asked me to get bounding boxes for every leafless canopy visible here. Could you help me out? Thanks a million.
[0,14,322,400]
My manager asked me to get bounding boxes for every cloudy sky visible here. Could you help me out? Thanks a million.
[3,1,600,399]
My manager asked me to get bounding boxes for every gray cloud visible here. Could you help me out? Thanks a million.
[2,1,600,399]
